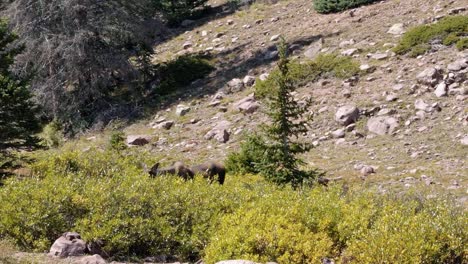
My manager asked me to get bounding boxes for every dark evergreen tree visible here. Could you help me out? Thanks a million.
[0,19,40,150]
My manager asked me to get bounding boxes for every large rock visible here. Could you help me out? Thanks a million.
[126,135,152,146]
[243,75,256,86]
[434,82,447,97]
[367,116,399,135]
[75,254,107,264]
[387,23,405,35]
[205,121,231,143]
[335,105,360,126]
[447,58,468,72]
[416,67,443,87]
[176,104,191,116]
[226,78,244,93]
[233,94,260,114]
[49,232,87,258]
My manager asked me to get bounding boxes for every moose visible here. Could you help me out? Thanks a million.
[148,161,225,185]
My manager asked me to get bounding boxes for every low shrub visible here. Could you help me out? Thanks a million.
[109,131,127,151]
[40,121,64,148]
[0,149,466,262]
[313,0,381,14]
[394,16,468,57]
[255,53,359,98]
[155,55,214,95]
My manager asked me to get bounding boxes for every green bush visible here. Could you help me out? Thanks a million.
[155,55,214,96]
[255,53,359,98]
[0,149,466,262]
[456,38,468,50]
[153,0,209,25]
[394,16,468,57]
[313,0,380,14]
[109,131,127,151]
[40,121,64,148]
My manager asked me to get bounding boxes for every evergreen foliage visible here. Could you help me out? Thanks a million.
[228,39,317,187]
[154,0,209,25]
[0,19,39,150]
[313,0,380,14]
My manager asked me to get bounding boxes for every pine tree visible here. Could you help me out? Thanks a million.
[0,19,40,150]
[254,38,315,187]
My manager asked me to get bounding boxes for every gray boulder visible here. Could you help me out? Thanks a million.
[367,116,399,135]
[49,232,87,258]
[226,78,245,93]
[205,121,231,143]
[335,105,360,126]
[416,67,443,87]
[387,23,405,35]
[176,104,191,116]
[304,39,323,59]
[233,94,260,114]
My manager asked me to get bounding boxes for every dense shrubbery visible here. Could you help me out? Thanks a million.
[313,0,381,14]
[153,0,210,25]
[255,53,359,98]
[154,55,214,96]
[0,149,466,262]
[394,16,468,57]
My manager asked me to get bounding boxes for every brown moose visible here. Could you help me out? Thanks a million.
[148,161,225,184]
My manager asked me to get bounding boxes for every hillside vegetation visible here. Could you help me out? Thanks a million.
[0,149,466,263]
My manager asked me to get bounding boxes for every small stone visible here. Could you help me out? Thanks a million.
[360,166,375,176]
[201,30,208,37]
[175,104,191,116]
[341,48,358,56]
[360,64,375,73]
[387,23,406,35]
[259,73,269,81]
[270,34,280,41]
[392,84,404,91]
[386,93,398,102]
[243,75,256,86]
[156,121,174,130]
[461,136,468,146]
[226,78,244,93]
[371,53,388,60]
[233,94,260,114]
[434,82,447,97]
[182,41,193,49]
[227,19,234,25]
[367,116,399,135]
[331,128,346,138]
[417,67,443,87]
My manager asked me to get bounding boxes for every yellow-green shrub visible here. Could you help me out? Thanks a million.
[204,189,335,263]
[255,53,359,98]
[0,149,466,262]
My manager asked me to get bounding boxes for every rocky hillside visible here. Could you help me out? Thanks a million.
[70,0,466,197]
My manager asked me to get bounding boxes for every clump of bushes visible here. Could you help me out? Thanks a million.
[394,16,468,57]
[0,149,466,262]
[155,55,214,96]
[313,0,380,14]
[254,53,359,98]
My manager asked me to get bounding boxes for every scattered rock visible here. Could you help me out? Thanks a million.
[331,128,345,138]
[233,94,260,114]
[360,166,375,176]
[392,84,404,91]
[385,93,398,102]
[339,39,355,48]
[342,48,358,56]
[434,82,447,97]
[387,23,406,35]
[461,136,468,146]
[182,41,193,49]
[156,121,174,130]
[335,105,360,126]
[49,232,87,258]
[226,78,245,93]
[360,64,375,73]
[367,116,399,135]
[417,67,443,87]
[76,254,107,264]
[126,135,152,146]
[447,58,468,72]
[370,52,389,60]
[259,73,269,81]
[205,121,231,143]
[270,34,280,41]
[243,75,256,86]
[175,104,191,116]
